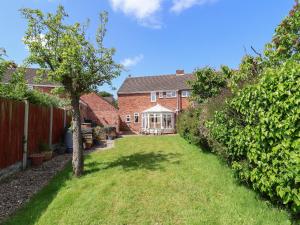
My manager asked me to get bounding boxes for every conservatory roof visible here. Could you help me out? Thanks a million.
[142,104,173,113]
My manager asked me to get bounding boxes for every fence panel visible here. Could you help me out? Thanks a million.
[0,98,70,171]
[52,108,65,144]
[0,98,24,169]
[27,104,51,154]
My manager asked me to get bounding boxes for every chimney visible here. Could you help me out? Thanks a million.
[176,69,185,76]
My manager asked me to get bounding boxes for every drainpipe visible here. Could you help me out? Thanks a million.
[176,90,180,115]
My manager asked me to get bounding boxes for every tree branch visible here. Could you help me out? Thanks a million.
[251,46,262,58]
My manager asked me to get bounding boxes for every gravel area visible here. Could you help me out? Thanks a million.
[0,154,71,223]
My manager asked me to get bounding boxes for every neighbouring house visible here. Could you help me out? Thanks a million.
[2,68,60,93]
[118,70,193,134]
[2,68,119,130]
[80,93,120,132]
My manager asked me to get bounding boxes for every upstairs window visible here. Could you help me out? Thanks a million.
[166,91,177,98]
[134,113,139,123]
[181,90,190,97]
[151,91,157,102]
[159,92,164,98]
[126,115,131,123]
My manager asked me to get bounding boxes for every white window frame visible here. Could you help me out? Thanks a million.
[151,91,157,102]
[126,115,131,123]
[166,90,177,98]
[159,92,164,98]
[134,113,139,123]
[181,90,190,97]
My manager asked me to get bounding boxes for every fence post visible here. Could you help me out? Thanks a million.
[23,100,29,170]
[49,106,53,148]
[63,108,67,128]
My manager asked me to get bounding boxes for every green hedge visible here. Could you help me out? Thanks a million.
[176,108,204,146]
[207,60,300,212]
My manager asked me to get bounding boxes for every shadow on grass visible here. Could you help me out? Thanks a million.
[3,162,73,225]
[85,152,181,175]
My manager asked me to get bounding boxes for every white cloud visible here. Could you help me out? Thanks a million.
[121,54,144,68]
[109,0,163,28]
[170,0,217,13]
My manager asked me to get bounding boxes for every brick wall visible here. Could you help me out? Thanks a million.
[118,91,190,133]
[80,93,120,132]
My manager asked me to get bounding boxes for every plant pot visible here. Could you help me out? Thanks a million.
[43,151,53,161]
[30,154,44,166]
[85,142,92,149]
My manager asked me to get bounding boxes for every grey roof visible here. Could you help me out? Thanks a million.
[118,73,193,94]
[2,68,58,86]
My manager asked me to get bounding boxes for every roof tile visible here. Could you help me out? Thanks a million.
[118,73,193,94]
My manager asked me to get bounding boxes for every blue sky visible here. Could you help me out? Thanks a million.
[0,0,294,96]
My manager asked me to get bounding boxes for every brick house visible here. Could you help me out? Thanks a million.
[2,68,60,93]
[2,68,119,130]
[118,70,193,134]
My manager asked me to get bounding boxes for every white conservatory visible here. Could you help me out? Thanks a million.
[141,104,175,134]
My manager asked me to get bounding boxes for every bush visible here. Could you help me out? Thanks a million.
[0,67,63,107]
[188,67,226,104]
[93,126,106,140]
[176,108,204,146]
[207,60,300,212]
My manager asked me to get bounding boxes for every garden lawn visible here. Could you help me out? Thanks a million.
[5,136,292,225]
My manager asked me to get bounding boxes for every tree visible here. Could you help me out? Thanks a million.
[21,6,122,177]
[97,91,113,97]
[265,3,300,65]
[0,48,11,79]
[188,67,226,104]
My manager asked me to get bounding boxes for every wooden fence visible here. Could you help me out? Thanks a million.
[0,98,71,170]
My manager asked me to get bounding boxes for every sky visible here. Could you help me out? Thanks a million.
[0,0,295,96]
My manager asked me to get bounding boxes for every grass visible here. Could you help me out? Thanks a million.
[5,136,292,225]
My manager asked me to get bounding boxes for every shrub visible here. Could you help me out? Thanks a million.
[0,67,63,107]
[176,108,204,146]
[207,60,300,212]
[93,126,106,140]
[188,67,226,104]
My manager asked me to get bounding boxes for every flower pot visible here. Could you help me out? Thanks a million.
[85,142,92,149]
[30,154,44,166]
[43,151,53,161]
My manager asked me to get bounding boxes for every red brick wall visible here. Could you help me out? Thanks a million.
[118,91,190,133]
[80,93,120,132]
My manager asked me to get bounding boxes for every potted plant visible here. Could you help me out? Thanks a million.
[93,126,106,141]
[39,143,53,161]
[105,126,117,140]
[30,153,44,166]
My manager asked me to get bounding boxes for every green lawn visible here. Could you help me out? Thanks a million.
[5,136,292,225]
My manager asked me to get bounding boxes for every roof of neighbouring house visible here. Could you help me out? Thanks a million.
[142,104,173,113]
[117,73,193,94]
[2,68,59,86]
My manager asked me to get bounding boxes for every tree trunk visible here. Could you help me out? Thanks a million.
[71,95,84,177]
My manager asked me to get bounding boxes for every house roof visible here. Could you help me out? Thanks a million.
[2,68,59,86]
[142,104,173,113]
[118,73,193,94]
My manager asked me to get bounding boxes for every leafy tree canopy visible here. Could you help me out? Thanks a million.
[21,5,122,176]
[265,3,300,65]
